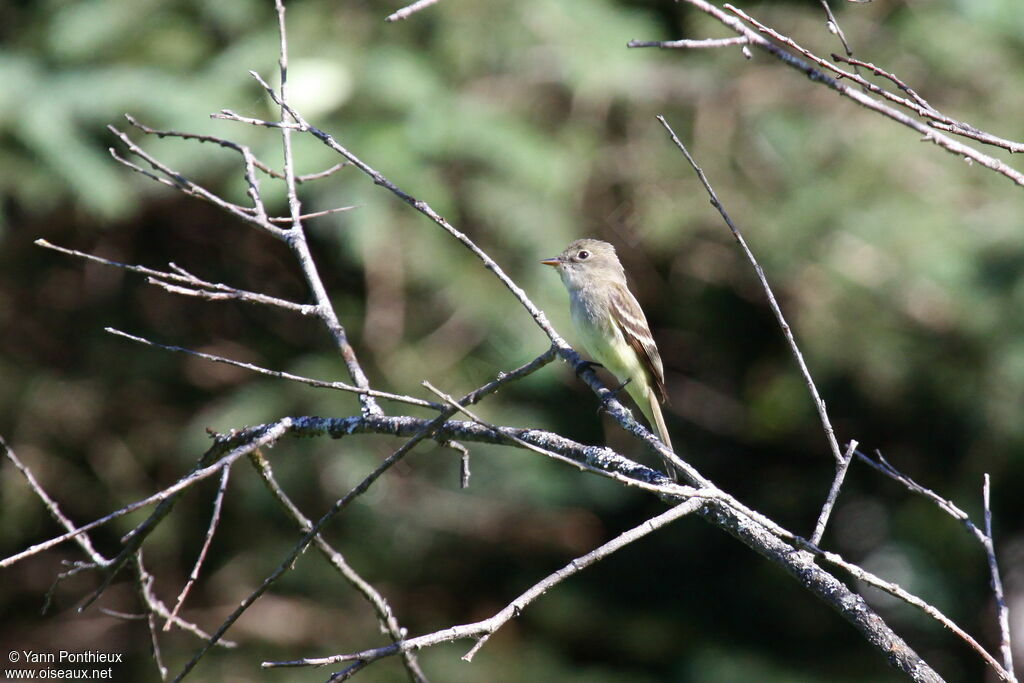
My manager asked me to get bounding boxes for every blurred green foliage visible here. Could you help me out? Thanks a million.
[2,0,1023,681]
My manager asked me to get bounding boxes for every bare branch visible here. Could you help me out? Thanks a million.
[856,449,984,542]
[133,554,170,680]
[270,0,381,419]
[36,239,316,315]
[267,203,361,223]
[1,436,108,566]
[653,117,1012,680]
[642,1,1024,185]
[384,0,440,23]
[211,109,302,129]
[831,53,936,112]
[800,537,1012,680]
[657,115,847,467]
[163,467,231,632]
[811,440,858,545]
[248,451,428,682]
[105,327,441,410]
[263,497,705,671]
[296,162,350,183]
[123,113,271,225]
[626,37,748,49]
[68,421,292,607]
[107,125,286,237]
[170,349,558,681]
[983,475,1016,679]
[817,0,855,60]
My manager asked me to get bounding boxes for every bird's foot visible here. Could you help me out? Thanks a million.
[574,360,603,377]
[597,378,632,414]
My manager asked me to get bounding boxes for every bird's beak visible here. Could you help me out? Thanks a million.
[540,257,560,268]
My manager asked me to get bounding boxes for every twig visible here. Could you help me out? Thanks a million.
[443,441,471,489]
[296,162,350,183]
[646,1,1024,184]
[724,3,1024,169]
[422,381,690,496]
[108,126,285,237]
[267,204,361,223]
[1,436,108,566]
[657,116,846,467]
[71,421,292,608]
[147,612,169,681]
[817,0,854,60]
[248,451,428,682]
[270,0,381,419]
[983,475,1016,679]
[134,554,170,680]
[211,110,302,129]
[855,449,984,542]
[163,467,231,632]
[384,0,440,23]
[831,53,936,112]
[795,535,1012,680]
[170,349,558,681]
[124,113,270,225]
[655,116,1011,680]
[626,37,748,49]
[810,440,858,545]
[716,8,1024,155]
[105,327,441,410]
[263,497,705,670]
[36,239,315,315]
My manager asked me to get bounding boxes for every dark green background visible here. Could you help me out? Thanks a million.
[2,0,1022,680]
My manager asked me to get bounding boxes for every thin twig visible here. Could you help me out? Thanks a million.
[296,162,350,183]
[810,440,858,545]
[422,381,689,496]
[248,451,428,682]
[36,239,315,315]
[443,441,471,489]
[270,0,381,419]
[267,204,361,223]
[657,115,846,467]
[163,467,231,632]
[796,535,1012,680]
[1,436,108,566]
[212,110,302,129]
[134,554,170,681]
[108,126,285,237]
[384,0,440,23]
[983,474,1016,679]
[831,53,936,112]
[855,449,984,543]
[124,114,270,225]
[105,327,441,410]
[723,3,1024,165]
[817,0,854,59]
[71,421,292,607]
[626,37,747,49]
[647,0,1024,183]
[171,350,558,681]
[263,497,704,670]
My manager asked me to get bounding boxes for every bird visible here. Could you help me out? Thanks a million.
[542,238,677,480]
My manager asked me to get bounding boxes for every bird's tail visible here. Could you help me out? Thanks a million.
[642,389,678,482]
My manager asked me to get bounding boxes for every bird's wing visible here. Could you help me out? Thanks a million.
[609,281,668,404]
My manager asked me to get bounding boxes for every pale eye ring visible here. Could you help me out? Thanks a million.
[577,250,590,260]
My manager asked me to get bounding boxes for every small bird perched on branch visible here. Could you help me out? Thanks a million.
[542,238,677,480]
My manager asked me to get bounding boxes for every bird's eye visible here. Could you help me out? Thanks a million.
[577,250,590,260]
